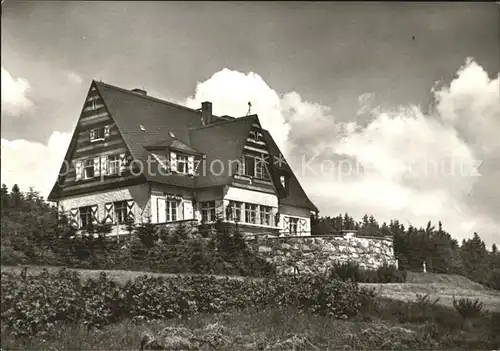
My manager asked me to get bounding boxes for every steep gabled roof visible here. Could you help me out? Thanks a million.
[190,115,257,188]
[50,80,317,212]
[262,130,318,212]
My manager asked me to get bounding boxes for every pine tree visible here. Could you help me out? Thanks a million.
[492,243,498,253]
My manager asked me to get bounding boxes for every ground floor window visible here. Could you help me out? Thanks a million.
[227,201,242,221]
[79,206,93,228]
[166,200,179,222]
[245,203,258,224]
[289,217,298,235]
[260,206,272,226]
[201,201,216,222]
[114,200,128,224]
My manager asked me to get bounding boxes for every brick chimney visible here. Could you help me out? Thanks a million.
[201,101,212,125]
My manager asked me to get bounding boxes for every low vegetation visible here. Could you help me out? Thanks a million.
[329,261,407,283]
[1,269,499,350]
[1,268,369,337]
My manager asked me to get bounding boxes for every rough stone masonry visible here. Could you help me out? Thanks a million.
[248,232,396,275]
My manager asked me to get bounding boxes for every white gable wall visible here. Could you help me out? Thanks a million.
[278,204,312,236]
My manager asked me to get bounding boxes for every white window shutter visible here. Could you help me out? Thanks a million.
[94,157,100,177]
[119,154,127,173]
[157,198,166,223]
[187,156,194,175]
[91,205,98,224]
[90,129,96,141]
[70,208,79,228]
[75,160,83,181]
[170,152,177,172]
[104,203,114,223]
[104,125,110,138]
[183,201,193,220]
[126,200,135,220]
[100,155,108,175]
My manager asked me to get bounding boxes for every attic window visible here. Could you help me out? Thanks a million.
[140,125,146,132]
[90,125,110,142]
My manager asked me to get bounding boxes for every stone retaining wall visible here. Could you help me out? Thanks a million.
[248,234,396,275]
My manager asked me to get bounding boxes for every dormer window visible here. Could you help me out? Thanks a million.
[280,174,289,194]
[280,175,286,188]
[176,154,188,174]
[90,125,110,142]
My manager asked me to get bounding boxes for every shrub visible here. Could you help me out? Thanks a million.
[328,262,406,283]
[452,297,485,319]
[0,269,370,337]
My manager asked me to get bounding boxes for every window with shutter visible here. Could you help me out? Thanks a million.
[70,208,79,228]
[84,159,95,179]
[157,198,166,223]
[114,201,128,224]
[94,157,101,177]
[90,205,98,224]
[119,154,127,173]
[187,156,195,175]
[104,125,110,138]
[126,200,135,220]
[100,156,108,175]
[90,129,96,141]
[108,155,120,175]
[104,203,114,223]
[170,152,177,172]
[75,161,83,181]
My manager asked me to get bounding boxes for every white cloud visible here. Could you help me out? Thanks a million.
[1,66,33,116]
[67,71,83,85]
[185,68,291,155]
[183,61,499,245]
[1,131,71,199]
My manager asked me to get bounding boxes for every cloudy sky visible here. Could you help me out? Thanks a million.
[1,2,499,245]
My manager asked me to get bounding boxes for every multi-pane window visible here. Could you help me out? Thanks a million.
[249,130,262,142]
[90,125,109,142]
[166,200,178,222]
[90,127,104,141]
[176,155,188,174]
[244,156,255,177]
[108,155,120,175]
[114,201,128,224]
[245,203,258,224]
[260,206,272,226]
[255,155,270,180]
[289,217,298,235]
[201,201,216,222]
[79,206,93,228]
[84,159,94,179]
[228,201,242,221]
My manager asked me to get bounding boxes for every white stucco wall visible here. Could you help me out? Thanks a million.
[58,184,150,222]
[224,186,278,207]
[278,204,312,236]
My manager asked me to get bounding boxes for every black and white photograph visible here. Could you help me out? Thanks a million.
[1,1,499,350]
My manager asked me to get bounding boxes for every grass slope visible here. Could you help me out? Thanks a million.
[360,271,500,312]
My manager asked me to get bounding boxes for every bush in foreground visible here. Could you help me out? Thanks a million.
[0,269,368,337]
[328,261,407,283]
